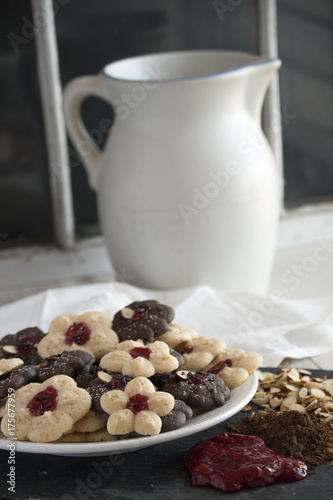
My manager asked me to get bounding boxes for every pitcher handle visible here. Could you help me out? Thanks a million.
[63,75,109,189]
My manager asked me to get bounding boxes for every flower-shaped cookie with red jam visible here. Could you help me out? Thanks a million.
[37,311,119,361]
[203,348,263,389]
[100,376,175,436]
[157,323,199,349]
[100,340,179,378]
[1,375,91,442]
[175,337,226,371]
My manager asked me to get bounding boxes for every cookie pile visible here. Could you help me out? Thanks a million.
[0,300,262,443]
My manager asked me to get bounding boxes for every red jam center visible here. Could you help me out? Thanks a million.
[187,372,210,385]
[17,337,37,359]
[27,386,58,417]
[129,347,152,360]
[208,358,233,374]
[184,432,307,493]
[126,394,149,415]
[65,322,91,346]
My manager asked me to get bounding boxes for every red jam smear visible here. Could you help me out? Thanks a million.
[16,337,37,359]
[126,394,149,415]
[208,358,233,374]
[184,432,307,493]
[27,386,58,417]
[129,347,152,360]
[65,322,91,346]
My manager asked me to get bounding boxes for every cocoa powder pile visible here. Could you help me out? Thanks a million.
[226,410,333,469]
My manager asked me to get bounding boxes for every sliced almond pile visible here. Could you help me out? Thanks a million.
[251,368,333,425]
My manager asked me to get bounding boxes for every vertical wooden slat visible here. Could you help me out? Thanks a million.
[257,0,284,207]
[31,0,75,248]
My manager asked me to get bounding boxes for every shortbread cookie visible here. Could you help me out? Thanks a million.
[0,358,24,377]
[36,350,93,383]
[86,373,133,413]
[0,327,45,364]
[100,376,174,436]
[203,348,263,389]
[1,375,91,442]
[37,311,119,361]
[0,365,37,400]
[175,337,226,371]
[112,300,175,343]
[85,428,114,442]
[100,340,179,378]
[149,347,184,390]
[56,431,87,443]
[157,323,198,349]
[161,370,230,411]
[58,428,114,442]
[72,409,107,433]
[161,399,193,433]
[0,402,6,419]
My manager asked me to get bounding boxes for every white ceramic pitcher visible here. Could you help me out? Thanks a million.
[63,50,281,292]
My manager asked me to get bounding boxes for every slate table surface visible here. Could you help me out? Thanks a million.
[1,369,332,500]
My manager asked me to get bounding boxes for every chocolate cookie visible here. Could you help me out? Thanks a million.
[160,370,230,411]
[169,347,184,369]
[112,300,175,343]
[75,364,100,388]
[0,327,45,365]
[0,365,37,400]
[35,350,93,383]
[86,373,133,413]
[161,399,193,432]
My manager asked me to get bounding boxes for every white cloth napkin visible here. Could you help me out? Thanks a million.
[0,282,332,369]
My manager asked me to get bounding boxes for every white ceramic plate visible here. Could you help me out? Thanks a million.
[0,372,257,457]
